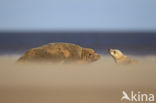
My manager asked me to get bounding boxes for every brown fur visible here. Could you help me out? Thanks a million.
[108,49,138,65]
[17,43,100,63]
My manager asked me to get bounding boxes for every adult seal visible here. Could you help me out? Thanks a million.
[17,43,100,63]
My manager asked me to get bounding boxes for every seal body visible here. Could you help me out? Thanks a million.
[108,49,137,65]
[17,43,100,63]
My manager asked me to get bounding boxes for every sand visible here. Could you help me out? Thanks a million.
[0,55,155,103]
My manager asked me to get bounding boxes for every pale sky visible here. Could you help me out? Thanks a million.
[0,0,156,31]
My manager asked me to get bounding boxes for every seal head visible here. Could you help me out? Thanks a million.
[108,49,137,65]
[81,48,100,63]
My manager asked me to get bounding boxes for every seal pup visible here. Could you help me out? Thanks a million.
[17,42,100,63]
[108,49,138,65]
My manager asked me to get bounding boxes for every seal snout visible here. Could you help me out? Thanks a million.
[90,53,101,62]
[108,49,114,54]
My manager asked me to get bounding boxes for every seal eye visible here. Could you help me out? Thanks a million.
[113,51,116,54]
[88,53,92,56]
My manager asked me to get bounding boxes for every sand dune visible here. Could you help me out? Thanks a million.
[0,55,155,103]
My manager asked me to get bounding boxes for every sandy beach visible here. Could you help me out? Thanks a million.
[0,55,155,103]
[1,0,156,101]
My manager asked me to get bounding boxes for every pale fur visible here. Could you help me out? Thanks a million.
[109,49,138,65]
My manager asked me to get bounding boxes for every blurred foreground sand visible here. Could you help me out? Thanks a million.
[0,55,155,103]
